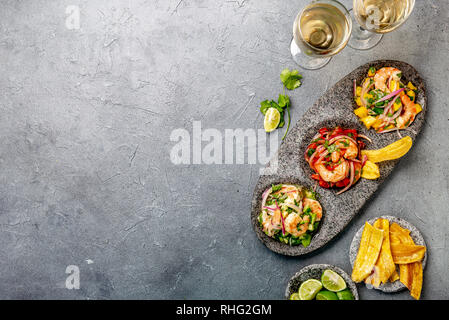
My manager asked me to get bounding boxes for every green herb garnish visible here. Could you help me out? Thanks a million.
[259,69,303,140]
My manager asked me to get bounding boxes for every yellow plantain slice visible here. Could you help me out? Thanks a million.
[371,219,396,286]
[410,262,423,300]
[361,136,412,163]
[352,222,384,283]
[400,264,413,290]
[364,266,380,286]
[389,269,400,282]
[390,223,414,245]
[391,244,426,264]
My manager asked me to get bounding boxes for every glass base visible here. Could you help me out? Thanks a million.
[290,39,331,70]
[348,9,383,50]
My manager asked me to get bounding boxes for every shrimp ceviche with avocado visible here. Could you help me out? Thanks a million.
[259,184,322,247]
[305,127,370,194]
[353,66,422,133]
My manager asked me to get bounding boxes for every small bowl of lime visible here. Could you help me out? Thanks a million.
[285,264,359,300]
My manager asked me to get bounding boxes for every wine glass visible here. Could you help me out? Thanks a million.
[291,0,352,70]
[348,0,415,50]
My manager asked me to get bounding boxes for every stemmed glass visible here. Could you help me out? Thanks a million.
[290,0,352,70]
[348,0,415,50]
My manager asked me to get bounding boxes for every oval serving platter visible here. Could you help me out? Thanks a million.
[251,60,427,256]
[349,215,427,293]
[285,264,359,300]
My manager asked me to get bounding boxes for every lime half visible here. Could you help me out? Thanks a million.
[321,269,347,292]
[316,290,338,300]
[336,289,355,300]
[289,293,300,300]
[264,108,281,132]
[298,279,323,300]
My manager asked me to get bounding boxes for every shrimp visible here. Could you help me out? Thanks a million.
[335,139,359,160]
[396,93,418,129]
[284,214,310,238]
[374,67,401,92]
[261,209,281,237]
[303,198,323,221]
[331,151,340,163]
[314,160,349,183]
[281,185,301,204]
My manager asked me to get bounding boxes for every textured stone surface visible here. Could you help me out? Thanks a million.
[285,264,358,300]
[0,0,448,300]
[251,60,426,256]
[349,215,427,293]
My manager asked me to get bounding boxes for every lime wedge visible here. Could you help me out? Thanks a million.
[336,289,355,300]
[321,269,347,292]
[298,279,323,300]
[264,108,281,132]
[316,290,338,300]
[289,293,300,300]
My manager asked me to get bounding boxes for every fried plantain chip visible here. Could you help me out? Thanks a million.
[391,243,426,264]
[361,136,412,163]
[352,222,384,283]
[400,264,413,290]
[371,219,396,286]
[389,269,400,282]
[410,262,423,300]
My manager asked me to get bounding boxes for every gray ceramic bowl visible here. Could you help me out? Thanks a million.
[285,264,359,300]
[349,215,427,292]
[251,60,427,256]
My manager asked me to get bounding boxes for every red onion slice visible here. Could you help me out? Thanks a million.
[328,135,358,146]
[261,187,272,208]
[374,88,404,104]
[353,79,357,98]
[337,161,355,195]
[357,134,372,143]
[308,145,325,167]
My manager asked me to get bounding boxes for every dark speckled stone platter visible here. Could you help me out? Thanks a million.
[349,215,427,293]
[285,264,359,300]
[251,60,427,256]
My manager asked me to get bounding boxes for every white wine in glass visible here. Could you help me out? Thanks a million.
[291,0,352,70]
[348,0,415,50]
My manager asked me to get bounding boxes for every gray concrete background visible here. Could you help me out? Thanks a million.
[0,0,447,299]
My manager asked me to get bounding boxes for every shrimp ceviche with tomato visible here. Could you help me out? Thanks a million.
[353,67,422,133]
[305,127,370,194]
[259,184,322,247]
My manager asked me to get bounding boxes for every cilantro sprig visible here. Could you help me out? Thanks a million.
[259,68,303,140]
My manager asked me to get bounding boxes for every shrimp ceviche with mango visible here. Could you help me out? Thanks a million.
[353,67,422,133]
[259,184,322,247]
[305,127,370,194]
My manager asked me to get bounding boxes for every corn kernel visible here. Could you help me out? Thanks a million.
[393,101,402,111]
[355,97,363,107]
[354,106,369,118]
[389,80,398,92]
[363,93,373,100]
[372,118,384,129]
[407,81,417,91]
[356,86,362,96]
[361,116,377,129]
